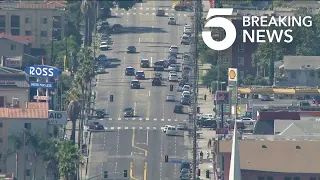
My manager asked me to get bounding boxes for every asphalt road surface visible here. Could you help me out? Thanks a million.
[88,1,192,179]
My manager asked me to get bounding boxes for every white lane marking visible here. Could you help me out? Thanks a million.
[146,7,149,10]
[111,127,115,130]
[153,8,156,10]
[168,119,171,121]
[154,118,157,121]
[109,118,112,121]
[118,118,121,121]
[100,119,104,121]
[117,127,121,130]
[146,13,149,15]
[132,127,136,129]
[139,118,143,120]
[133,13,136,15]
[146,118,149,121]
[140,7,143,10]
[153,127,157,130]
[150,56,153,65]
[165,13,169,16]
[152,13,155,15]
[139,127,143,129]
[165,8,169,10]
[121,13,124,15]
[127,13,130,15]
[125,118,129,120]
[147,127,150,130]
[140,12,143,15]
[125,127,129,129]
[139,37,141,42]
[174,119,178,121]
[132,118,136,120]
[161,119,164,121]
[149,90,151,96]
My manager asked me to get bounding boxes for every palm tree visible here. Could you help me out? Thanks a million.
[66,99,81,144]
[8,130,27,180]
[42,138,59,180]
[2,149,14,173]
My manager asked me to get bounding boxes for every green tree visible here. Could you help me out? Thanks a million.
[66,1,83,43]
[58,74,73,111]
[118,0,136,10]
[202,64,228,87]
[41,138,59,180]
[2,149,14,173]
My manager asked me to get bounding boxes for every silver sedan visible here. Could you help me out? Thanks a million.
[166,94,175,102]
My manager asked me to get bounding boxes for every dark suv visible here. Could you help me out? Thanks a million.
[152,77,161,86]
[125,67,135,76]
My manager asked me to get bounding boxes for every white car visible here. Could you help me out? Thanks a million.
[166,126,178,136]
[169,73,178,81]
[240,117,256,125]
[182,85,191,91]
[168,17,176,25]
[169,45,178,54]
[99,42,109,50]
[202,114,214,119]
[168,64,179,71]
[161,125,173,133]
[182,91,190,97]
[184,25,192,34]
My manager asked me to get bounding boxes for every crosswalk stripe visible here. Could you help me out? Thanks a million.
[109,118,112,121]
[153,127,157,130]
[125,127,129,129]
[153,8,156,10]
[174,119,178,121]
[159,8,162,10]
[139,127,143,129]
[121,13,124,15]
[161,119,164,121]
[140,12,143,15]
[146,13,149,15]
[118,118,121,121]
[152,13,155,15]
[165,13,169,15]
[117,127,121,130]
[140,7,143,10]
[125,118,129,120]
[132,127,136,129]
[111,127,115,130]
[133,13,136,15]
[154,118,157,121]
[168,119,171,121]
[139,118,142,120]
[146,118,149,121]
[127,13,130,15]
[146,127,150,130]
[132,118,136,120]
[146,8,149,10]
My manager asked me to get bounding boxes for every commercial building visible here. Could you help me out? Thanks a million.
[219,136,320,180]
[0,33,32,57]
[0,67,29,108]
[0,2,66,49]
[0,102,55,180]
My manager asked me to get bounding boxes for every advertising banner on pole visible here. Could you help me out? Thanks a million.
[215,91,230,104]
[228,68,238,115]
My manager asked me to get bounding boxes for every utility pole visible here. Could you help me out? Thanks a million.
[192,0,201,179]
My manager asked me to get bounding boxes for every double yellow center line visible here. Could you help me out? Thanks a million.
[131,129,148,180]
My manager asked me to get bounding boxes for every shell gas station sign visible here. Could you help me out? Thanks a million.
[228,68,237,82]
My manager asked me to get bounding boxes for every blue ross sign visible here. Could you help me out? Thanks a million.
[25,65,62,78]
[30,82,56,89]
[170,159,182,164]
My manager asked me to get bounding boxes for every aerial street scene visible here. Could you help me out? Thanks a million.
[1,0,320,180]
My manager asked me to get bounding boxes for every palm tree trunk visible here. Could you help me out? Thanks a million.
[33,156,37,180]
[15,152,19,179]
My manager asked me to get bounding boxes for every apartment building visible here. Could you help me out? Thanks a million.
[0,102,54,180]
[0,2,66,49]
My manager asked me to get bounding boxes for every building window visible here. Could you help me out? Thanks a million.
[25,17,29,24]
[10,44,16,50]
[238,43,244,52]
[0,138,2,143]
[24,123,31,130]
[258,177,265,180]
[10,29,20,36]
[239,70,244,77]
[41,31,47,37]
[0,15,5,27]
[26,169,31,176]
[43,17,47,24]
[291,71,296,79]
[284,177,292,180]
[25,31,31,36]
[237,57,244,66]
[293,177,300,180]
[310,178,316,180]
[267,177,274,180]
[0,122,2,127]
[10,15,20,28]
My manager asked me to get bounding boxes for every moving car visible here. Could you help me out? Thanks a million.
[111,24,123,33]
[174,104,184,113]
[182,91,191,97]
[180,161,191,170]
[180,97,191,105]
[166,94,175,102]
[182,85,191,91]
[261,94,273,101]
[169,45,179,54]
[154,61,165,71]
[181,34,191,45]
[168,17,176,25]
[156,9,165,16]
[184,25,192,34]
[177,122,188,130]
[130,79,140,89]
[97,54,107,61]
[168,64,179,72]
[166,126,177,136]
[88,122,104,131]
[152,77,161,86]
[140,58,150,68]
[168,56,177,64]
[135,70,145,80]
[124,108,134,117]
[169,73,178,81]
[99,42,109,51]
[95,109,107,119]
[161,125,172,133]
[154,73,162,80]
[125,66,135,76]
[96,67,105,74]
[127,46,136,53]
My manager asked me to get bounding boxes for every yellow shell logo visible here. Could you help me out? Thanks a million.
[229,70,236,79]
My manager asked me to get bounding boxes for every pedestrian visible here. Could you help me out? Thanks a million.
[204,94,207,101]
[208,139,212,148]
[200,151,203,161]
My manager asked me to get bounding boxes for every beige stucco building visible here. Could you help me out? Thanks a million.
[0,2,66,49]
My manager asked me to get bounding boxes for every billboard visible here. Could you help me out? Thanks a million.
[25,65,62,78]
[48,110,67,125]
[30,82,56,89]
[215,91,230,104]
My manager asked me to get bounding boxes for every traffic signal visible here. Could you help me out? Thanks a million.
[124,170,128,177]
[165,155,168,162]
[197,169,200,176]
[170,84,173,91]
[110,95,113,102]
[104,171,108,178]
[197,107,200,113]
[206,170,210,178]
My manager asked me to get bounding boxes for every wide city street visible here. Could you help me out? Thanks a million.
[88,1,194,179]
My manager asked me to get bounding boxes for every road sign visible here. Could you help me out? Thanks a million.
[30,82,56,89]
[216,128,228,134]
[33,96,49,100]
[215,91,230,104]
[25,65,62,78]
[170,159,182,164]
[48,110,67,125]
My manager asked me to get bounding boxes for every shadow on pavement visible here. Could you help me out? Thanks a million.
[120,27,167,34]
[139,42,171,44]
[109,64,120,68]
[109,58,121,62]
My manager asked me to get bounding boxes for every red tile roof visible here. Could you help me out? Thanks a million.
[17,2,65,9]
[0,108,48,119]
[0,33,33,44]
[26,102,49,110]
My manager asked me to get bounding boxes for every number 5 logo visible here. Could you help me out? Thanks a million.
[202,8,236,51]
